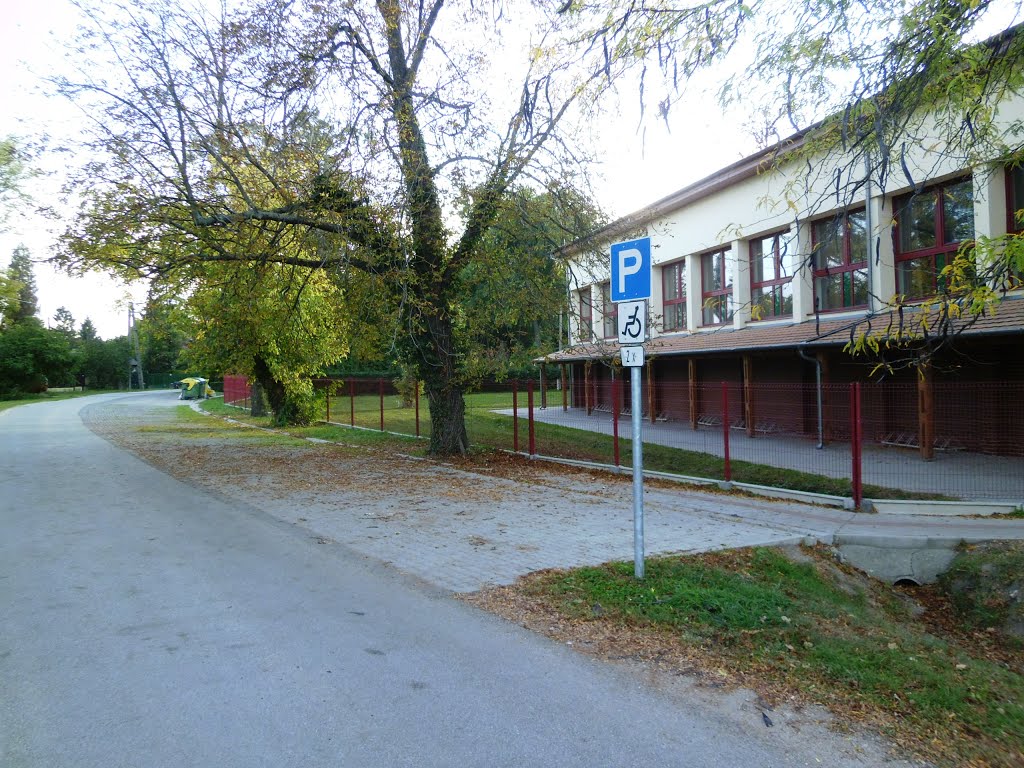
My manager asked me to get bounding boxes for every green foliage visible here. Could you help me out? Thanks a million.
[138,296,187,374]
[457,186,605,379]
[0,319,72,395]
[531,546,1024,766]
[0,137,28,227]
[179,263,350,426]
[3,245,38,325]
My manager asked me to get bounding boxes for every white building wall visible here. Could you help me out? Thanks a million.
[562,86,1024,341]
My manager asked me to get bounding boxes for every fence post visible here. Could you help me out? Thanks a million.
[722,381,732,483]
[349,378,355,427]
[415,380,420,438]
[512,380,520,453]
[527,378,536,457]
[612,375,621,468]
[326,381,331,423]
[379,378,385,432]
[851,382,863,509]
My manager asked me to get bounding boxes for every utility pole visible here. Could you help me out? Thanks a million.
[128,303,145,390]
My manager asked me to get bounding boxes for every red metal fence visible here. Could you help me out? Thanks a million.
[218,373,1024,503]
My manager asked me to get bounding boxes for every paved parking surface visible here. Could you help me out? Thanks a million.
[84,391,1024,593]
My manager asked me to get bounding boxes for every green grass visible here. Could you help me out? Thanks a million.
[0,389,119,414]
[211,391,942,501]
[938,542,1024,637]
[138,404,309,446]
[529,547,1024,767]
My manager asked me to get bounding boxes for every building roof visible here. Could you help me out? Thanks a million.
[539,295,1024,363]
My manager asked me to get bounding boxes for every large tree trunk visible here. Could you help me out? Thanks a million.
[252,356,288,424]
[424,375,468,455]
[408,299,469,456]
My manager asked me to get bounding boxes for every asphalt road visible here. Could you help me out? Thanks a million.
[0,393,913,767]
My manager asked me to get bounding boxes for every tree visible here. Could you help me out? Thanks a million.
[0,320,73,395]
[137,296,187,375]
[0,137,29,229]
[4,245,38,324]
[54,0,651,455]
[459,186,604,377]
[177,262,351,425]
[53,307,77,339]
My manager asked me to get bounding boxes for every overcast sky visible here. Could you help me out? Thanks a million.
[0,0,760,340]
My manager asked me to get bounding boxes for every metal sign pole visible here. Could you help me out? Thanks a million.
[631,364,645,579]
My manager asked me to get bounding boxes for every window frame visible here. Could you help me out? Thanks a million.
[700,248,733,326]
[577,288,593,341]
[1002,166,1024,289]
[749,230,793,320]
[893,176,974,300]
[601,282,617,339]
[811,209,869,312]
[1005,164,1024,235]
[661,259,687,332]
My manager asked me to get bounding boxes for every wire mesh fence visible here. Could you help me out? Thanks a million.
[219,373,1024,503]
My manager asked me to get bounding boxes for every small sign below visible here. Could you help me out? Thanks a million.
[616,299,647,345]
[620,345,645,368]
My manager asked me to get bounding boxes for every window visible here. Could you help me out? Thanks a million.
[894,177,973,299]
[749,231,793,319]
[1007,165,1024,234]
[601,282,617,339]
[812,210,868,311]
[700,248,733,325]
[661,260,686,332]
[1003,166,1024,288]
[577,288,593,341]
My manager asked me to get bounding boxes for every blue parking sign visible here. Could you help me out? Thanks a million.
[610,237,651,301]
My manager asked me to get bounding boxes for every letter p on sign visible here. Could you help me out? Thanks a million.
[610,237,651,302]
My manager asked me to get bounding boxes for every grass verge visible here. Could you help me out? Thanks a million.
[476,546,1023,768]
[0,389,118,414]
[217,391,943,501]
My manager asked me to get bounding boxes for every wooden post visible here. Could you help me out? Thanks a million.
[817,351,830,442]
[540,364,548,409]
[743,354,755,438]
[584,362,592,415]
[918,360,935,460]
[560,364,568,412]
[688,358,698,430]
[646,359,656,424]
[722,381,732,482]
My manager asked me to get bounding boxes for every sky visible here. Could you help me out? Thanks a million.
[0,0,759,340]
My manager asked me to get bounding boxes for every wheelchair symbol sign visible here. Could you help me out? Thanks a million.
[616,300,647,345]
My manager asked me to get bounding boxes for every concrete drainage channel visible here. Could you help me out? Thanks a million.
[826,535,968,585]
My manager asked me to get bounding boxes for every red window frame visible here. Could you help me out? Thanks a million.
[578,288,593,340]
[700,248,733,326]
[1006,165,1024,234]
[893,177,973,300]
[661,260,686,332]
[811,209,868,312]
[601,282,617,339]
[749,231,793,320]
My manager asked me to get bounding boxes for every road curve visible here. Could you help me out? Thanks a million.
[0,393,913,767]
